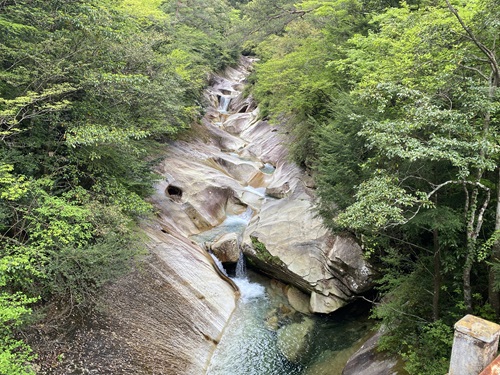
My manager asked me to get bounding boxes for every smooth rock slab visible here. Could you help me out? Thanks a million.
[342,331,403,375]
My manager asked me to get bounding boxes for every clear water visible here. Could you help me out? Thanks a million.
[260,163,276,175]
[190,207,253,245]
[206,269,371,375]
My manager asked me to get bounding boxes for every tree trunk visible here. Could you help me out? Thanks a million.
[489,167,500,316]
[433,227,441,321]
[463,254,474,313]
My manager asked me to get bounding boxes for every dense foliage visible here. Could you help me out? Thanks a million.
[0,0,237,372]
[235,0,500,373]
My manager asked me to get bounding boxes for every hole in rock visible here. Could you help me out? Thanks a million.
[166,185,183,201]
[238,105,248,113]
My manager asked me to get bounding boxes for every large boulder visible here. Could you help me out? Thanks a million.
[327,236,375,294]
[210,232,240,263]
[242,179,374,313]
[286,285,311,315]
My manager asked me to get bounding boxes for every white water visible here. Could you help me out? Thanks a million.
[210,252,229,277]
[190,207,253,244]
[244,185,266,197]
[218,95,232,114]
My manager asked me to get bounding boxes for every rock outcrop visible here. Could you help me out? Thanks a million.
[154,55,375,315]
[342,331,405,375]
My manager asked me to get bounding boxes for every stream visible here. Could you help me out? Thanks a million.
[182,58,373,374]
[205,262,371,375]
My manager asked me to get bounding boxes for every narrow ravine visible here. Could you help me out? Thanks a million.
[163,57,373,374]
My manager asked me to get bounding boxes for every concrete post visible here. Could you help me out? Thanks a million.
[449,314,500,375]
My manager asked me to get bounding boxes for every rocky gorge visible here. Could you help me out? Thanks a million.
[157,56,376,315]
[148,56,380,372]
[44,57,392,374]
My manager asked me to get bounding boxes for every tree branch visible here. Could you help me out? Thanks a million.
[445,0,500,85]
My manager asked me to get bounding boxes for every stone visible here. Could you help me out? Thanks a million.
[277,317,315,363]
[242,186,374,313]
[449,314,500,375]
[342,330,403,375]
[210,232,240,263]
[208,155,261,185]
[310,292,347,314]
[327,236,375,294]
[265,312,280,331]
[223,112,256,134]
[286,286,311,315]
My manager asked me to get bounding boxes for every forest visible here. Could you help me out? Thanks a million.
[1,0,499,374]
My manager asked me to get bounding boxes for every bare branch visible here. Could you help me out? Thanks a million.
[445,0,500,85]
[459,63,490,81]
[473,186,490,238]
[427,179,489,200]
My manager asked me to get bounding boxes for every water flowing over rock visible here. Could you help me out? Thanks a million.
[77,56,377,374]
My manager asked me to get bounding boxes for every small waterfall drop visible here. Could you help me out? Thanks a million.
[233,253,265,303]
[218,95,231,113]
[210,252,228,277]
[235,252,246,278]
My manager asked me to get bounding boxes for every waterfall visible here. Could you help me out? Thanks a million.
[218,95,231,113]
[235,252,246,278]
[210,252,228,277]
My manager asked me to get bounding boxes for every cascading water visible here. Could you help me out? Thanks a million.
[201,61,371,375]
[210,252,229,277]
[235,252,246,278]
[218,95,231,114]
[190,207,253,245]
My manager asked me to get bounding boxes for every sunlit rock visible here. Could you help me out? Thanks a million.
[286,285,311,315]
[210,232,240,263]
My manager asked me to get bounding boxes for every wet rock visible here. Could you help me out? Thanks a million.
[277,317,315,363]
[310,292,347,314]
[210,232,240,263]
[286,286,311,315]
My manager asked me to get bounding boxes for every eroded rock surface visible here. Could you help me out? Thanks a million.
[210,232,240,263]
[342,331,406,375]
